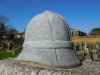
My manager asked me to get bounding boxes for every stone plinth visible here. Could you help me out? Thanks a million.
[0,58,100,75]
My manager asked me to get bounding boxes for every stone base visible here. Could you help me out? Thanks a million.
[0,58,100,75]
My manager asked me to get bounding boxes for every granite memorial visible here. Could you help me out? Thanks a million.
[15,11,81,68]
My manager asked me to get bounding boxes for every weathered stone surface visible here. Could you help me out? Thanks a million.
[0,58,100,75]
[16,11,81,68]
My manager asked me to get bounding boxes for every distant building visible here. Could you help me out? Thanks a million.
[70,28,100,43]
[70,28,87,37]
[14,32,24,39]
[0,32,25,39]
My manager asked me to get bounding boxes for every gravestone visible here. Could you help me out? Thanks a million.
[15,11,81,68]
[96,43,100,58]
[85,43,89,54]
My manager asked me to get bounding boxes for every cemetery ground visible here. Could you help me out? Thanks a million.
[0,38,23,60]
[0,38,100,62]
[0,48,100,62]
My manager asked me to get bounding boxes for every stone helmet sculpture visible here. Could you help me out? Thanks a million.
[16,11,81,68]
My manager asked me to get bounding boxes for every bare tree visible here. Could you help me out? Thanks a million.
[7,28,18,34]
[0,15,9,36]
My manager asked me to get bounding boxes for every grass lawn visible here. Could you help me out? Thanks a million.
[0,49,17,60]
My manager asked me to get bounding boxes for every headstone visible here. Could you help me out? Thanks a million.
[76,43,80,51]
[85,43,94,60]
[81,42,84,51]
[96,43,100,50]
[85,43,89,55]
[96,43,100,58]
[73,43,77,52]
[15,11,81,68]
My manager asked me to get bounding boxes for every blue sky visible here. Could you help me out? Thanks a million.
[0,0,100,33]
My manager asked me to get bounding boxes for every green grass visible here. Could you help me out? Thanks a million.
[0,49,17,60]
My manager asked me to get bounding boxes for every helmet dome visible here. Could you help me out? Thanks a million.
[16,11,81,68]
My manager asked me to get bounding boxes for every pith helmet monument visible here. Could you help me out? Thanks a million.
[16,11,81,68]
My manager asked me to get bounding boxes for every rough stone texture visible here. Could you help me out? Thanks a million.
[0,58,100,75]
[16,11,81,68]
